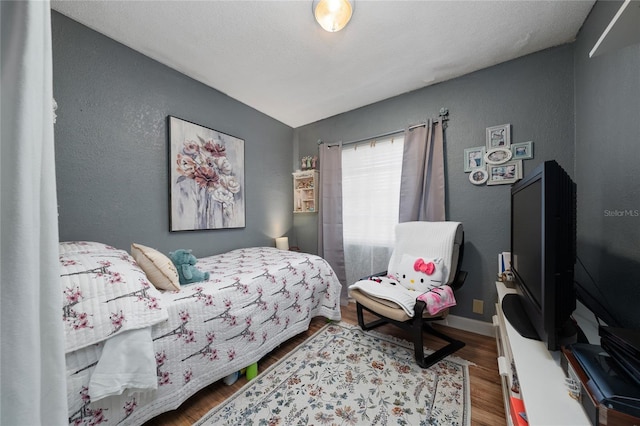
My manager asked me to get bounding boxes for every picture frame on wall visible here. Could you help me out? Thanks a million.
[486,123,511,149]
[464,146,486,172]
[469,168,489,185]
[484,147,513,165]
[169,116,245,231]
[486,160,521,185]
[513,159,524,179]
[511,141,534,160]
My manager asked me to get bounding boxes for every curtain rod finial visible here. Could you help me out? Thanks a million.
[439,108,449,129]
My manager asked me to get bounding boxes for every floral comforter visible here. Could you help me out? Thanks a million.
[66,246,342,426]
[60,242,168,353]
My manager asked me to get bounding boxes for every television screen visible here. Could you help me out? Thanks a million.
[505,160,577,351]
[511,180,542,308]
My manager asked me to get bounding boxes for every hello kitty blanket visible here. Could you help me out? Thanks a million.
[349,254,456,317]
[349,276,456,317]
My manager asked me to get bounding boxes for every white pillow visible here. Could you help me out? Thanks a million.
[130,243,180,291]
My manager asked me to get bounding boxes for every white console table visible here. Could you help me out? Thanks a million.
[494,281,590,425]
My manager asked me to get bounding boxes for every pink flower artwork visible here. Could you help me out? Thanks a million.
[169,116,245,231]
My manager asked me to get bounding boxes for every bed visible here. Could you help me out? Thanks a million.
[61,242,342,426]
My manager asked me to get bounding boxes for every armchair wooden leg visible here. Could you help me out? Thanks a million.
[412,320,426,366]
[356,302,390,331]
[356,302,366,329]
[415,323,465,368]
[356,302,465,369]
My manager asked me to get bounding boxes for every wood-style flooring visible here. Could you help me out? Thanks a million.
[145,302,506,425]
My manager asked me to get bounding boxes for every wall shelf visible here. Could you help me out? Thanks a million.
[293,170,318,213]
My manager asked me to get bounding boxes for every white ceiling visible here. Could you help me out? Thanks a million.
[51,0,595,128]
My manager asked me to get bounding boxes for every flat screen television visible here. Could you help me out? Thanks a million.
[503,160,577,350]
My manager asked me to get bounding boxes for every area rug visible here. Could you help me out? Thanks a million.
[195,322,471,426]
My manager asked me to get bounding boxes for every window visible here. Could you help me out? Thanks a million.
[341,136,404,283]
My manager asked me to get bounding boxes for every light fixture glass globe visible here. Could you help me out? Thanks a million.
[314,0,353,32]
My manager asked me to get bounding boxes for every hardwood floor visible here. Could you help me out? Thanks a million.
[145,303,506,425]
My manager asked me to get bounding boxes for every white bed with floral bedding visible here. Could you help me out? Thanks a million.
[61,242,342,426]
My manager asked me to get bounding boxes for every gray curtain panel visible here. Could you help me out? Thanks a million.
[318,143,349,304]
[399,119,446,222]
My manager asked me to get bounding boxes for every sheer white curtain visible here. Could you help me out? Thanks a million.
[1,1,68,424]
[342,137,404,283]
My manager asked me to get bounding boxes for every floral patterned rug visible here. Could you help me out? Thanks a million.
[195,322,471,426]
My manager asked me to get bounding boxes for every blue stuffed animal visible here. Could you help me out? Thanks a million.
[169,249,210,285]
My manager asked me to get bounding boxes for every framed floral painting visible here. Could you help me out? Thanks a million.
[169,116,245,231]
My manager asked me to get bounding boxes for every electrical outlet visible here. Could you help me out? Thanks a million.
[472,299,484,314]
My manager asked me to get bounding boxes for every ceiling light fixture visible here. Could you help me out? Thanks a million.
[313,0,354,33]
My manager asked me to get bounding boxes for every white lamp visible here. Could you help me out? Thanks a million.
[313,0,354,33]
[275,237,289,250]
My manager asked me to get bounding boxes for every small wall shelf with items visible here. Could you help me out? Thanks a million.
[293,170,318,213]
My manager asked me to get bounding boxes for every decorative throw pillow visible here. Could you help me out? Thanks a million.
[130,243,180,291]
[394,255,445,293]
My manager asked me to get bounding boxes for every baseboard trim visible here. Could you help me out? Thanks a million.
[436,314,495,337]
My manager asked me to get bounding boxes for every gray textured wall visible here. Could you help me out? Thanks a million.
[295,45,576,323]
[53,4,639,327]
[52,12,294,257]
[573,1,640,328]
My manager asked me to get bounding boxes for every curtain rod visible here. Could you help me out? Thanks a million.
[318,107,449,147]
